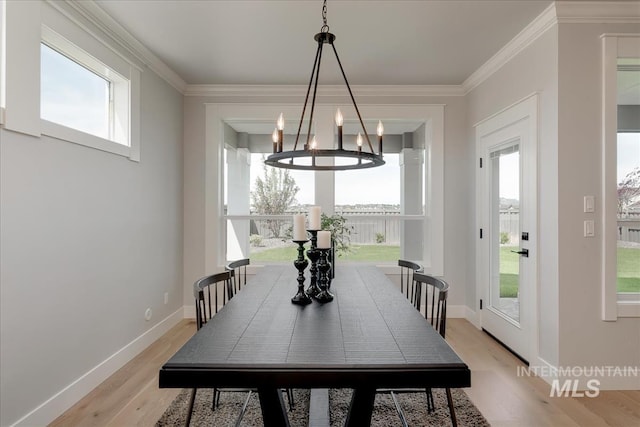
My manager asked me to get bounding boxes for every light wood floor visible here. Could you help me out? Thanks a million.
[50,318,640,426]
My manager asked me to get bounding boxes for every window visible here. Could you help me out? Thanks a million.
[223,127,315,263]
[602,34,640,319]
[41,43,111,140]
[211,104,443,274]
[616,132,640,296]
[334,153,403,263]
[39,24,139,160]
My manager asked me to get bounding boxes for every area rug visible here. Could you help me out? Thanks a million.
[157,388,490,426]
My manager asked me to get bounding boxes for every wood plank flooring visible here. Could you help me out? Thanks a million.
[50,318,640,426]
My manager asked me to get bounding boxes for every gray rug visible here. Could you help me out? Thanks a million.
[157,388,490,426]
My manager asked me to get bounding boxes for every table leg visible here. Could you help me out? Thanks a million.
[344,387,376,427]
[257,387,291,427]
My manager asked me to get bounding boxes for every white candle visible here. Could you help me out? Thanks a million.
[309,206,321,230]
[317,230,332,249]
[293,214,306,241]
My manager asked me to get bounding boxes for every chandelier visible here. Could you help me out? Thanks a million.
[264,0,385,171]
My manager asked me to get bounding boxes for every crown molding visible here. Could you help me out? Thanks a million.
[555,1,640,24]
[463,1,640,94]
[62,0,187,93]
[184,84,465,98]
[462,2,558,94]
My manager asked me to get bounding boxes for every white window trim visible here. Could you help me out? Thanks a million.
[1,0,139,161]
[40,24,139,161]
[601,33,640,320]
[206,103,444,275]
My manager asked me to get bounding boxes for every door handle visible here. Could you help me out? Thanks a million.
[511,248,529,257]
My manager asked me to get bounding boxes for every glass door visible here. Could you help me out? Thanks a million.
[489,144,521,323]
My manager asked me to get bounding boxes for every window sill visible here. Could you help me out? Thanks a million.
[41,119,139,161]
[617,300,640,318]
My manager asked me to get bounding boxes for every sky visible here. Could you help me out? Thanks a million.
[40,43,110,139]
[250,153,401,206]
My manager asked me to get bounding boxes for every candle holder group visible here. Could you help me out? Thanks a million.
[290,229,334,305]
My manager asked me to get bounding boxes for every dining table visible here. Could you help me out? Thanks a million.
[159,265,471,426]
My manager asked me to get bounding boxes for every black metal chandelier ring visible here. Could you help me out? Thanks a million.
[265,148,385,171]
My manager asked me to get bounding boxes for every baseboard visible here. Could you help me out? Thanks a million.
[447,305,468,318]
[463,306,481,328]
[11,308,184,427]
[184,304,195,319]
[528,357,640,391]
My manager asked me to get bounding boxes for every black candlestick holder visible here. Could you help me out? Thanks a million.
[291,240,312,305]
[315,248,334,303]
[305,230,322,298]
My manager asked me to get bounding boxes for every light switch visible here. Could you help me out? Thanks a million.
[584,195,595,213]
[584,220,595,237]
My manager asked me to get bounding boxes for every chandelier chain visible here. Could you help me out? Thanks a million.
[321,0,329,32]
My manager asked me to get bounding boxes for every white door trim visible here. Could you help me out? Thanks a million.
[475,93,539,363]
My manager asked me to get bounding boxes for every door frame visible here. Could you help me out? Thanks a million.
[475,94,539,363]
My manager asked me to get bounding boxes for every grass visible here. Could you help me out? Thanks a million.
[252,243,639,294]
[251,244,400,263]
[617,247,640,293]
[500,246,640,297]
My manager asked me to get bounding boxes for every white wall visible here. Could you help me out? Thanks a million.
[0,4,184,426]
[556,22,640,386]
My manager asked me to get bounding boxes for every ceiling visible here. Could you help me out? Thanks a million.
[95,0,554,86]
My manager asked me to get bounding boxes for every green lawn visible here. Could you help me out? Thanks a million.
[251,244,400,262]
[499,246,640,297]
[617,247,640,293]
[252,243,639,295]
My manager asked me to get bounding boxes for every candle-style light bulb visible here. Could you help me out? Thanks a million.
[272,128,278,154]
[276,113,284,152]
[356,132,362,153]
[335,108,343,150]
[377,120,384,155]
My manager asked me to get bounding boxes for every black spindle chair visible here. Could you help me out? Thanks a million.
[381,272,458,427]
[398,259,423,301]
[225,258,250,295]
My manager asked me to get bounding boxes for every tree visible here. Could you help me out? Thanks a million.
[251,160,299,237]
[618,167,640,217]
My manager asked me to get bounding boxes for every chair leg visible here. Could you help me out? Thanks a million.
[445,387,458,427]
[212,388,221,410]
[286,388,295,410]
[233,391,253,427]
[390,392,409,427]
[425,388,435,413]
[185,389,196,427]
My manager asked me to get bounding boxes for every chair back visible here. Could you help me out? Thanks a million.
[412,272,449,338]
[225,258,250,294]
[193,271,233,330]
[398,259,423,300]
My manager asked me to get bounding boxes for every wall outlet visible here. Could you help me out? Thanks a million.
[145,308,152,321]
[164,292,169,305]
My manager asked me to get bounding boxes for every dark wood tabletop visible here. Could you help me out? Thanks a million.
[159,265,470,426]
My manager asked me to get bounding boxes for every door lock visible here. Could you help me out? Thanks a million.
[511,248,529,257]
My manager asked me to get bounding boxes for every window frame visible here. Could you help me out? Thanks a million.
[1,0,140,161]
[602,33,640,320]
[207,103,444,276]
[40,24,139,160]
